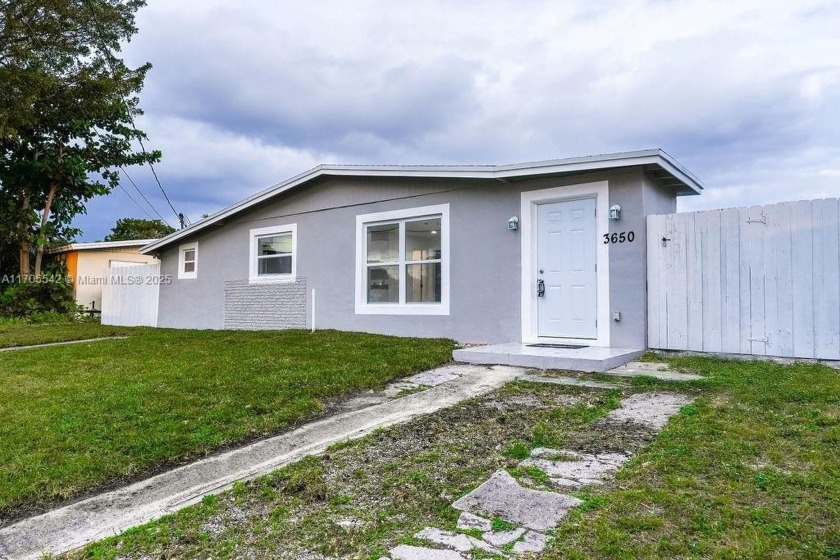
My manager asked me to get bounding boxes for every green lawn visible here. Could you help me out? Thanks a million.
[63,355,840,559]
[0,327,454,523]
[547,356,840,559]
[0,321,134,348]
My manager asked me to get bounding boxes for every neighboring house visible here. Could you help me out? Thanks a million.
[50,240,160,311]
[140,149,702,348]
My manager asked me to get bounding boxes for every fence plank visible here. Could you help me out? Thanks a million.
[721,207,741,353]
[686,212,703,351]
[791,200,815,357]
[647,215,662,349]
[813,199,840,359]
[748,205,768,355]
[657,215,670,348]
[701,210,723,352]
[665,214,686,349]
[738,206,753,354]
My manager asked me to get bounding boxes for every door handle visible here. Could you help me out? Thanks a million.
[537,279,545,298]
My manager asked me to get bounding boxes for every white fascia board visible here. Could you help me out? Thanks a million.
[142,150,702,254]
[52,239,158,253]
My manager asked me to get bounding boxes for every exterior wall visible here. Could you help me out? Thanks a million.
[224,278,308,329]
[72,248,158,310]
[156,168,679,345]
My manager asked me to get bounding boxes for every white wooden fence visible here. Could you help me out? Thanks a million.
[647,198,840,360]
[101,263,160,327]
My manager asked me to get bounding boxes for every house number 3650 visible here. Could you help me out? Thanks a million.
[603,231,635,244]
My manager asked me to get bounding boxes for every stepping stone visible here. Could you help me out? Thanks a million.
[452,470,581,532]
[512,531,549,554]
[520,450,631,486]
[483,527,525,547]
[519,374,622,389]
[414,527,504,557]
[390,545,467,559]
[415,528,474,552]
[605,362,704,381]
[456,511,492,532]
[604,392,693,430]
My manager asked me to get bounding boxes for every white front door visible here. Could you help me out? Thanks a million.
[536,198,598,338]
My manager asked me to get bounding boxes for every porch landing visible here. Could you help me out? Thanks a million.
[453,343,644,372]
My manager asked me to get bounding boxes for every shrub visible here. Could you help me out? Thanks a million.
[0,266,79,320]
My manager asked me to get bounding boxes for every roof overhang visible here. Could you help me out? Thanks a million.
[49,239,158,254]
[141,149,702,254]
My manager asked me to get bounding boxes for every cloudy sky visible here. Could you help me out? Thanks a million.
[76,0,840,240]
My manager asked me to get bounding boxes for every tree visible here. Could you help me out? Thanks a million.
[103,217,174,241]
[0,0,161,277]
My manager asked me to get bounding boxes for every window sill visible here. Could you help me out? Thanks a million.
[355,303,449,316]
[248,275,297,285]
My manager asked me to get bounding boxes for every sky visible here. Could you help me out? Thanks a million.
[75,0,840,240]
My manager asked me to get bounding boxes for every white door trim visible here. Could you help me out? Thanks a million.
[520,181,610,346]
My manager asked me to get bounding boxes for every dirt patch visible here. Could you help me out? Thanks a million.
[64,382,689,559]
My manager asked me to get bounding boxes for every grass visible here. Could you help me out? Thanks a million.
[547,356,840,559]
[0,327,454,522]
[0,321,133,348]
[78,379,652,559]
[64,381,622,558]
[60,355,840,559]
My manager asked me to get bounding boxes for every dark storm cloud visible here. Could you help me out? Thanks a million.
[73,0,840,240]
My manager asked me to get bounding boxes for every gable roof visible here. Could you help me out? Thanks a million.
[141,148,702,254]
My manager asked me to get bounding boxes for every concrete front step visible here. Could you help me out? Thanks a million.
[453,343,644,372]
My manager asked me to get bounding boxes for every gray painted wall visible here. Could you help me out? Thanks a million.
[156,168,681,347]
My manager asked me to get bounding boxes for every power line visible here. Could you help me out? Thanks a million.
[82,0,183,225]
[116,183,156,221]
[120,168,172,227]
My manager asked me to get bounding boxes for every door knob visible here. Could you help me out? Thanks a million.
[537,279,545,297]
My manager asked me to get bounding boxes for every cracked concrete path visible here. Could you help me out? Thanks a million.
[387,390,694,559]
[0,365,525,560]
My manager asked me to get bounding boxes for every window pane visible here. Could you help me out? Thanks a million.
[183,261,195,273]
[366,223,399,263]
[259,255,292,275]
[183,249,195,262]
[405,217,441,261]
[258,234,292,256]
[367,265,399,303]
[406,262,441,303]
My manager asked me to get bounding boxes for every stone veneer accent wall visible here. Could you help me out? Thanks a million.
[224,277,307,329]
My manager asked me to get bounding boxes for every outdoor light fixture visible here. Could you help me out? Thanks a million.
[508,216,519,230]
[609,204,622,220]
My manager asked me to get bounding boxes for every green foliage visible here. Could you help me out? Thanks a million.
[0,0,160,275]
[0,263,78,318]
[103,217,174,241]
[502,440,530,460]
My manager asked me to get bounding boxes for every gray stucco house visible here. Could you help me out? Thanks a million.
[141,149,702,354]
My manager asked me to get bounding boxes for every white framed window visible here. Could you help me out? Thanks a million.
[178,242,198,279]
[355,204,449,315]
[249,224,297,283]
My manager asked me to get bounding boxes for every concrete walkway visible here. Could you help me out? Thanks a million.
[0,336,128,352]
[0,365,524,560]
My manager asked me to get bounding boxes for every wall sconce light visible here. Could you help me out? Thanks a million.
[508,216,519,231]
[609,204,622,220]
